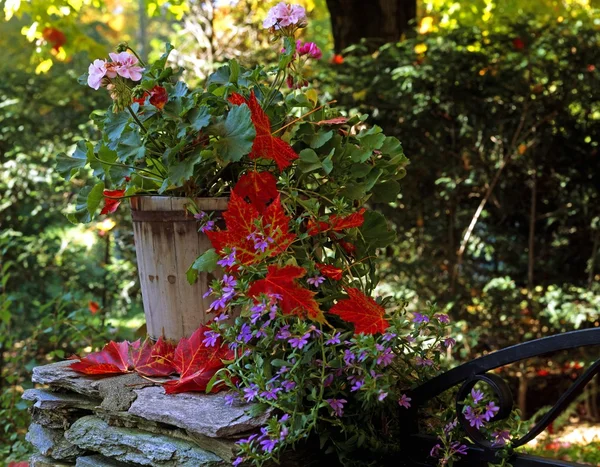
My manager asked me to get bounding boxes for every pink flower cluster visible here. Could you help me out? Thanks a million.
[87,52,144,90]
[263,2,306,29]
[296,40,322,59]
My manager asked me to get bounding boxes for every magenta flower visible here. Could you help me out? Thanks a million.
[398,393,412,408]
[263,2,306,29]
[326,398,347,417]
[108,52,144,81]
[297,40,322,59]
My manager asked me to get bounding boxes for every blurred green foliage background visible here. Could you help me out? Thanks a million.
[1,0,599,463]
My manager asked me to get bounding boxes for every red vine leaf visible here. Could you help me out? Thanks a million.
[130,338,177,377]
[248,265,324,322]
[228,91,299,171]
[329,287,389,335]
[100,189,126,215]
[70,341,131,375]
[207,191,295,265]
[163,326,232,394]
[233,171,278,213]
[307,208,367,236]
[316,264,343,281]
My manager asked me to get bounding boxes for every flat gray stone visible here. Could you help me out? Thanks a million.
[128,386,269,438]
[30,406,84,430]
[65,416,224,466]
[75,455,130,466]
[29,454,74,466]
[26,423,85,460]
[95,373,152,412]
[32,361,104,398]
[23,389,99,410]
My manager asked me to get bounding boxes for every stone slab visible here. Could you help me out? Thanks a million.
[128,386,269,438]
[23,389,99,410]
[65,416,224,466]
[26,423,85,460]
[75,455,131,466]
[32,362,105,398]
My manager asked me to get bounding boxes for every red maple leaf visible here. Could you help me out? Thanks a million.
[329,287,389,335]
[228,91,299,171]
[316,264,343,281]
[42,27,66,52]
[130,338,177,377]
[70,341,131,375]
[163,326,233,394]
[206,191,295,265]
[100,189,126,215]
[307,208,366,236]
[233,171,278,213]
[248,265,324,322]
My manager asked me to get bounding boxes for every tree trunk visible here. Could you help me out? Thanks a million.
[326,0,417,53]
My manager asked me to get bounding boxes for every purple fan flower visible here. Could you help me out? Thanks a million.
[343,349,356,365]
[398,394,412,408]
[276,325,291,340]
[471,388,484,404]
[326,398,347,417]
[444,337,456,348]
[289,333,311,349]
[492,430,511,447]
[232,457,244,466]
[378,391,388,401]
[194,211,206,220]
[348,376,364,392]
[224,393,236,406]
[444,420,458,434]
[261,386,282,401]
[217,249,236,268]
[202,330,220,347]
[464,406,486,430]
[243,384,259,402]
[451,442,468,456]
[237,323,252,344]
[260,437,278,453]
[276,366,288,375]
[412,312,430,324]
[209,295,229,311]
[200,220,215,233]
[436,313,450,324]
[430,444,441,457]
[382,332,397,342]
[307,275,325,287]
[281,380,296,392]
[483,401,500,421]
[203,287,213,298]
[415,356,434,366]
[323,373,334,387]
[325,332,341,345]
[377,348,394,367]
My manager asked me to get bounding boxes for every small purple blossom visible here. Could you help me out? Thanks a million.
[194,211,206,220]
[281,380,296,392]
[444,337,456,348]
[415,356,434,366]
[209,295,229,311]
[202,330,220,347]
[343,349,356,365]
[451,442,468,456]
[377,348,394,367]
[325,332,341,345]
[261,386,282,401]
[436,313,450,324]
[444,420,458,434]
[289,333,311,349]
[326,398,347,417]
[398,394,412,408]
[237,323,252,344]
[200,220,215,233]
[213,313,229,322]
[260,437,278,453]
[483,401,500,421]
[412,312,430,324]
[276,366,288,375]
[471,388,484,404]
[243,384,259,402]
[430,444,441,457]
[378,391,388,401]
[307,275,325,287]
[492,430,511,447]
[276,325,291,340]
[323,373,334,387]
[464,406,486,430]
[203,287,213,298]
[232,457,244,466]
[279,414,290,423]
[224,393,236,406]
[348,376,364,392]
[217,248,236,268]
[382,332,397,342]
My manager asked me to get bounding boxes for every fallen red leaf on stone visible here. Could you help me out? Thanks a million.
[130,338,177,377]
[70,341,131,375]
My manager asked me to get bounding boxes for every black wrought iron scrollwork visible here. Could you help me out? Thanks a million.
[407,328,600,460]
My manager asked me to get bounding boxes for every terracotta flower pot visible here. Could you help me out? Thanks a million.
[130,196,228,341]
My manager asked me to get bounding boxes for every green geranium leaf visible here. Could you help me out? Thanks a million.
[152,42,174,71]
[187,248,219,284]
[167,153,203,187]
[308,130,333,149]
[56,140,92,181]
[298,148,321,173]
[90,144,118,179]
[116,129,146,162]
[359,210,396,251]
[188,106,211,131]
[210,104,255,163]
[104,109,131,149]
[347,145,372,163]
[371,180,401,203]
[66,181,104,224]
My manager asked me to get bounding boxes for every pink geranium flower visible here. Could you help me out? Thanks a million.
[263,2,306,29]
[87,59,107,90]
[297,41,322,59]
[108,52,144,81]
